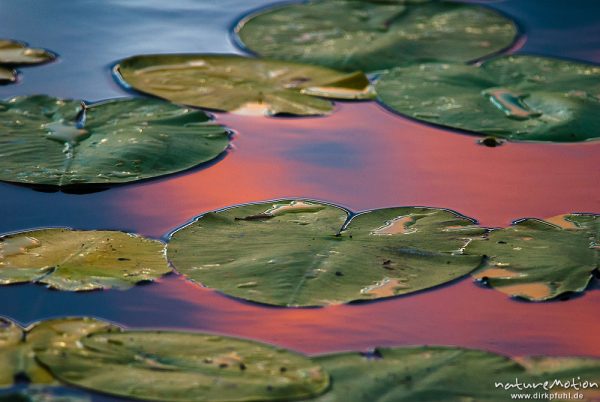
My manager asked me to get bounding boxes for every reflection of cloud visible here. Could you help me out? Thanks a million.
[109,100,600,359]
[2,264,599,357]
[151,274,600,358]
[114,102,600,238]
[0,0,598,362]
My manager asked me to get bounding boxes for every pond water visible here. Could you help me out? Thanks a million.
[0,1,598,398]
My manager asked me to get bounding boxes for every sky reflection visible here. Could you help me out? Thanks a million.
[0,0,598,361]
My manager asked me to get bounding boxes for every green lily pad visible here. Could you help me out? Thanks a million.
[167,200,485,306]
[0,317,24,387]
[0,40,54,65]
[467,214,599,301]
[376,55,600,142]
[515,355,600,381]
[0,95,230,186]
[0,67,16,84]
[0,317,117,388]
[310,346,600,402]
[0,228,170,291]
[115,54,373,116]
[0,40,55,84]
[37,330,329,402]
[236,0,518,73]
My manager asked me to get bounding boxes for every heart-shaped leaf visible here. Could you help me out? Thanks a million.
[37,330,329,402]
[115,54,373,116]
[467,214,598,301]
[376,56,600,142]
[310,346,600,401]
[0,95,230,186]
[0,40,56,84]
[167,200,485,306]
[0,317,117,388]
[236,0,518,73]
[0,228,170,291]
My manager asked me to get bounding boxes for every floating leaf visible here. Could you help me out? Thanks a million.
[236,0,517,73]
[8,317,600,401]
[168,200,485,306]
[0,95,230,186]
[376,56,600,142]
[37,330,329,402]
[0,317,116,388]
[0,317,24,387]
[310,346,600,401]
[467,214,598,301]
[115,54,374,116]
[0,40,55,84]
[0,67,16,84]
[0,228,170,291]
[0,40,54,65]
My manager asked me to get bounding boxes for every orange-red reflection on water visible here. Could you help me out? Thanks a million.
[116,102,599,357]
[151,275,600,358]
[119,102,599,237]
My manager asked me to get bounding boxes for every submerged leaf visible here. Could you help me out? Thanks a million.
[0,95,230,186]
[167,200,485,306]
[115,54,374,116]
[376,56,600,142]
[468,214,598,301]
[236,0,517,72]
[310,346,600,401]
[0,228,170,291]
[0,317,116,388]
[37,330,329,402]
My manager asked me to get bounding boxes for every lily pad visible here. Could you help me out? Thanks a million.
[115,54,373,116]
[37,330,329,402]
[167,200,485,306]
[0,40,54,65]
[0,228,170,291]
[0,317,23,387]
[467,214,598,301]
[236,0,518,73]
[0,67,16,84]
[310,346,600,401]
[0,317,117,388]
[0,95,230,186]
[376,55,600,142]
[0,40,55,84]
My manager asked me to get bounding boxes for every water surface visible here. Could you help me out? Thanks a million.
[0,1,598,391]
